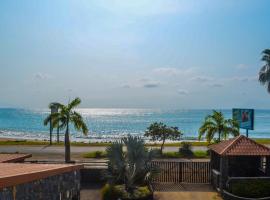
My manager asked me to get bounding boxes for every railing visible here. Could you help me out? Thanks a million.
[25,160,211,184]
[152,160,211,183]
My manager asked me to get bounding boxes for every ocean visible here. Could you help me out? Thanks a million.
[0,108,270,142]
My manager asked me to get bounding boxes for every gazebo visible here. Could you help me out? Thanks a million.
[209,135,270,193]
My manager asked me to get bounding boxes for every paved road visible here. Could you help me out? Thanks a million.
[0,145,209,160]
[0,145,208,154]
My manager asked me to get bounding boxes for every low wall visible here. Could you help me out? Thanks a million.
[223,190,270,200]
[81,168,107,184]
[0,170,81,200]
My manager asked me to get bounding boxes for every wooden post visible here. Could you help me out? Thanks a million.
[219,156,228,193]
[57,125,60,143]
[49,118,52,145]
[266,156,270,176]
[50,104,59,144]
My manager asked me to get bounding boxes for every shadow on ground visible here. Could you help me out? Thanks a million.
[80,183,102,200]
[80,183,222,200]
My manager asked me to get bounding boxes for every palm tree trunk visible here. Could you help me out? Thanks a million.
[65,120,71,163]
[218,131,221,142]
[161,138,165,154]
[57,123,60,143]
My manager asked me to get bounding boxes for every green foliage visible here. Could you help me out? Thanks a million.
[162,150,209,158]
[259,49,270,93]
[101,184,153,200]
[179,142,193,157]
[44,97,88,162]
[198,110,239,143]
[193,150,209,158]
[83,151,107,158]
[105,136,158,193]
[230,179,270,198]
[162,152,182,158]
[144,122,182,153]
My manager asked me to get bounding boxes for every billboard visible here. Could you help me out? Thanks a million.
[232,108,254,130]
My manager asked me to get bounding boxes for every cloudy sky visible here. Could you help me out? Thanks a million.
[1,0,270,109]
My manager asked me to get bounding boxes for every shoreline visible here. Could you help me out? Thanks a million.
[0,136,270,147]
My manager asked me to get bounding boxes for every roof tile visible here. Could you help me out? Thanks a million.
[209,135,270,156]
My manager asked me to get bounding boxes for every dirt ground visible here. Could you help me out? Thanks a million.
[80,184,222,200]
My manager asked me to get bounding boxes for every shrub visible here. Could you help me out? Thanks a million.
[83,151,107,158]
[162,152,182,158]
[179,142,193,157]
[101,184,153,200]
[193,150,209,158]
[150,149,162,158]
[230,179,270,198]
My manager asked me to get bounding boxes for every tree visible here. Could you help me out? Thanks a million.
[48,102,60,144]
[44,97,88,162]
[144,122,182,153]
[259,49,270,92]
[198,110,239,143]
[106,136,158,193]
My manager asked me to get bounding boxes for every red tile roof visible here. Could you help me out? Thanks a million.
[0,153,32,163]
[0,163,83,188]
[209,135,270,156]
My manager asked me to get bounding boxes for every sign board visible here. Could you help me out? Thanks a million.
[232,108,254,130]
[50,104,59,114]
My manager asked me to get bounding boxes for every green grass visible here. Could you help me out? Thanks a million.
[82,151,107,158]
[161,150,209,159]
[82,150,209,159]
[1,138,270,147]
[193,150,209,158]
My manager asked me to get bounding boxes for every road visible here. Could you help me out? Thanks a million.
[0,145,208,160]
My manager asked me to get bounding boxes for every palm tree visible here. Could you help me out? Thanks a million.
[198,110,239,143]
[48,102,60,144]
[259,49,270,92]
[44,97,88,162]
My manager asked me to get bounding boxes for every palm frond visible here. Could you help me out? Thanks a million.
[71,111,88,135]
[68,97,81,110]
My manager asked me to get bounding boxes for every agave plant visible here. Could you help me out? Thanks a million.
[106,136,158,193]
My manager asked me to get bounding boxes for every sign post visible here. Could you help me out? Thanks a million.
[50,104,59,144]
[232,109,254,138]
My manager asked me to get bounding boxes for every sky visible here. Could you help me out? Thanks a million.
[0,0,270,109]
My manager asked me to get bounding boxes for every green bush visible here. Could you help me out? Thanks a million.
[83,151,107,158]
[179,142,193,157]
[230,179,270,198]
[193,150,209,158]
[101,184,153,200]
[162,152,182,158]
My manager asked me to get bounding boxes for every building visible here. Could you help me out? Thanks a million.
[0,154,83,200]
[209,135,270,198]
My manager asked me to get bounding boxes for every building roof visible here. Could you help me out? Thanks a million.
[0,153,32,163]
[209,135,270,156]
[0,163,83,188]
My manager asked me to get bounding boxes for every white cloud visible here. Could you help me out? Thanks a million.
[236,64,248,70]
[122,84,131,89]
[210,83,223,88]
[177,89,188,95]
[34,73,51,80]
[143,82,160,88]
[190,76,213,82]
[153,67,197,76]
[231,76,257,82]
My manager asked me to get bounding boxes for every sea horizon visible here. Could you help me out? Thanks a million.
[1,108,270,142]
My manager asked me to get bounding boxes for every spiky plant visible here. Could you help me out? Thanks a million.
[198,110,239,143]
[106,136,158,194]
[44,97,88,162]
